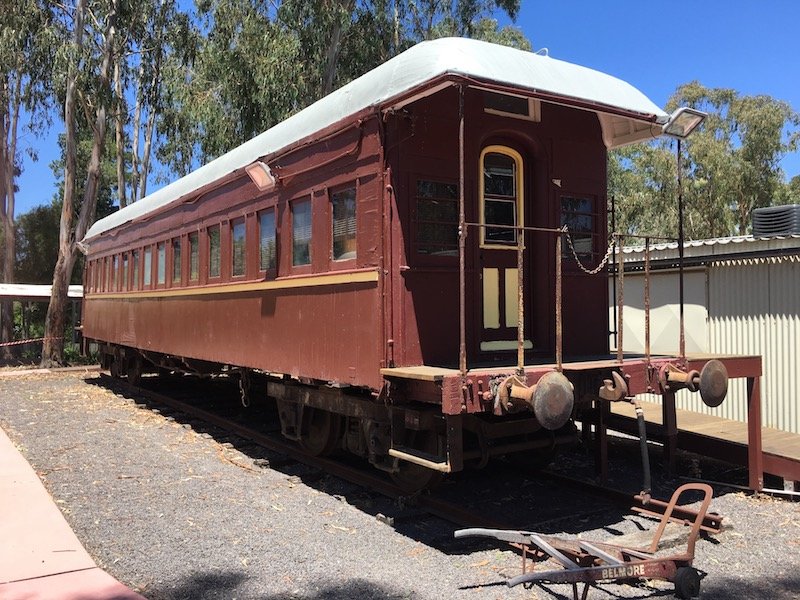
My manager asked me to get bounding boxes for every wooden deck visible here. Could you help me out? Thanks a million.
[607,399,800,486]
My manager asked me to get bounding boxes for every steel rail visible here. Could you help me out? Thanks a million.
[92,373,721,535]
[96,373,510,530]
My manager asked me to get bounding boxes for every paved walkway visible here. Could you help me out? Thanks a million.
[0,425,145,600]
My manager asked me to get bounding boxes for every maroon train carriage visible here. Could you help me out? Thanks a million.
[80,38,755,491]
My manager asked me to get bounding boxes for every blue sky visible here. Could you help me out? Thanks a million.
[13,0,800,216]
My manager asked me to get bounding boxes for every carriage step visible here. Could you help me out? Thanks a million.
[389,446,452,473]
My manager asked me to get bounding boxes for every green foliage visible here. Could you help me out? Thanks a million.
[464,18,530,50]
[157,0,530,176]
[0,0,58,131]
[608,143,679,237]
[610,82,800,240]
[14,203,62,284]
[49,132,118,222]
[158,0,303,175]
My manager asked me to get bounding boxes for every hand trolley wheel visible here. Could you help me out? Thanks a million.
[674,566,701,599]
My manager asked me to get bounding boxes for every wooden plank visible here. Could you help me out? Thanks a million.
[608,398,800,466]
[380,365,459,381]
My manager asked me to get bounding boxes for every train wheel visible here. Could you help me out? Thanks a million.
[109,357,123,379]
[299,408,343,457]
[390,430,443,494]
[126,355,143,386]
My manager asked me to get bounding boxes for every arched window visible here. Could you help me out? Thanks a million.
[479,146,524,248]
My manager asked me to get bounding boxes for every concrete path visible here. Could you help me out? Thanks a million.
[0,425,145,600]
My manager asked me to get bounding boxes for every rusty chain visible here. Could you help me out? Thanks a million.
[563,226,617,275]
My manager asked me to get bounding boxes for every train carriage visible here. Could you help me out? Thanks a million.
[81,38,752,491]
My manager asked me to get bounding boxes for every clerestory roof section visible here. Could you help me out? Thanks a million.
[82,37,668,245]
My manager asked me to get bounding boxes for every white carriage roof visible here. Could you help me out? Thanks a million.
[83,37,669,243]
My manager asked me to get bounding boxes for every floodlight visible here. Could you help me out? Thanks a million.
[663,107,706,139]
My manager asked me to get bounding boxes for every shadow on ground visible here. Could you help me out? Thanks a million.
[86,374,736,559]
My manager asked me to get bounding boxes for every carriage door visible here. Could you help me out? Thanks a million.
[478,146,531,353]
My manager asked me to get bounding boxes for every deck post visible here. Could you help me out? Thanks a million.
[747,376,764,491]
[457,85,467,379]
[446,414,464,473]
[595,399,609,483]
[662,392,677,475]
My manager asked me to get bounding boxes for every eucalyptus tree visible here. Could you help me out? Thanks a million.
[610,82,800,240]
[158,0,303,175]
[158,0,529,177]
[117,0,189,206]
[43,0,121,366]
[671,82,800,235]
[0,0,56,357]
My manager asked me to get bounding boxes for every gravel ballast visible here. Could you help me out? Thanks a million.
[1,371,799,599]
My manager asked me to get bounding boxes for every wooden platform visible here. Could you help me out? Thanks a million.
[381,354,772,489]
[607,399,800,487]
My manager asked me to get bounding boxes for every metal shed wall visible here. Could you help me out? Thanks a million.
[704,257,799,433]
[612,243,800,435]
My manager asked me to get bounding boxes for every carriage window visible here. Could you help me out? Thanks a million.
[481,150,521,246]
[157,242,166,284]
[209,225,221,278]
[122,254,129,290]
[561,196,596,260]
[232,219,246,277]
[172,238,182,284]
[292,199,312,266]
[415,180,458,256]
[144,247,152,286]
[483,91,540,122]
[332,188,356,261]
[259,210,276,271]
[113,255,120,290]
[189,232,199,281]
[132,250,139,290]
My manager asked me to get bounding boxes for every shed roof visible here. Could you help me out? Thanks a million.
[620,234,800,265]
[83,37,669,244]
[0,284,83,301]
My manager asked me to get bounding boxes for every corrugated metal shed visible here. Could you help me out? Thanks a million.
[612,235,800,434]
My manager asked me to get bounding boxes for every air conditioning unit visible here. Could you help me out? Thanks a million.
[752,205,800,237]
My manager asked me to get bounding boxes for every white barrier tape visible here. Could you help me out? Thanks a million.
[0,336,62,347]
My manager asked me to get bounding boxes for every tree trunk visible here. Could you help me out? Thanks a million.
[321,0,354,97]
[114,55,127,208]
[139,100,156,199]
[43,0,118,366]
[0,85,11,360]
[42,0,88,366]
[0,220,15,361]
[139,40,163,201]
[1,71,21,361]
[43,250,76,365]
[130,62,143,203]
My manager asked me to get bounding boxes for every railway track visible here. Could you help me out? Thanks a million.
[94,372,719,538]
[96,372,517,531]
